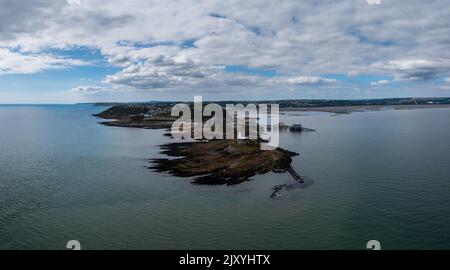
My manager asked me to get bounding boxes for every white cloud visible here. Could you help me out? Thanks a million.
[103,50,337,90]
[370,80,389,86]
[70,85,106,94]
[104,54,226,89]
[441,78,450,89]
[0,48,88,74]
[283,76,337,85]
[366,0,382,5]
[66,0,82,5]
[375,59,450,81]
[0,0,450,98]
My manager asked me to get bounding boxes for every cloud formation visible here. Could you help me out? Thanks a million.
[0,48,88,74]
[283,76,337,85]
[376,59,450,81]
[70,85,105,94]
[0,0,449,99]
[370,80,389,86]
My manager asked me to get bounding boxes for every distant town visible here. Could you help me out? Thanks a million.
[90,97,450,108]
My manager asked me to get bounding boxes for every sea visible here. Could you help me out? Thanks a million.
[1,104,450,249]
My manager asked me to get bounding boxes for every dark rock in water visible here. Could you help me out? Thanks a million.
[271,184,287,198]
[270,176,314,199]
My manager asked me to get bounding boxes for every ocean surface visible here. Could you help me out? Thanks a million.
[1,104,450,250]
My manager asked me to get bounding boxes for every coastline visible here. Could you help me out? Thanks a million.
[92,102,450,188]
[281,104,450,114]
[93,103,305,186]
[150,140,299,185]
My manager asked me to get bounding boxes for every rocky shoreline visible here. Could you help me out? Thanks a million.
[94,103,177,129]
[95,103,304,186]
[150,140,298,185]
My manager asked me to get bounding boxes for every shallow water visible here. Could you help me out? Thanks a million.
[1,105,450,249]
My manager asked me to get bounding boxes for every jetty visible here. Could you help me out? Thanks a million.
[286,165,304,183]
[279,123,316,132]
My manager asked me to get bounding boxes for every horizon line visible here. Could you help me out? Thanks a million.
[1,96,450,106]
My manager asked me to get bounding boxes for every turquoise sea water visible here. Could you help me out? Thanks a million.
[1,105,450,249]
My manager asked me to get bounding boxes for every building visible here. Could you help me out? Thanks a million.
[290,124,303,132]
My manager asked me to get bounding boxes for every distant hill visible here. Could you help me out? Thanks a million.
[93,97,450,109]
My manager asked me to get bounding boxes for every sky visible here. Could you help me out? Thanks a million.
[0,0,450,103]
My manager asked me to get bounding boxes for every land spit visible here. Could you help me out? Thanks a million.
[149,139,298,185]
[94,103,305,186]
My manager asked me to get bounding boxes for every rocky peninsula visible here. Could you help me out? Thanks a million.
[94,103,303,185]
[150,139,298,185]
[94,103,177,129]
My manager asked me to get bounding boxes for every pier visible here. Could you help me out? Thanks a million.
[279,123,316,132]
[286,165,304,183]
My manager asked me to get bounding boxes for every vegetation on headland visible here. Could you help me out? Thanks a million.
[94,103,177,129]
[150,139,298,185]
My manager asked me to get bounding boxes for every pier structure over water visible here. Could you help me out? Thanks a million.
[279,123,316,132]
[286,165,304,183]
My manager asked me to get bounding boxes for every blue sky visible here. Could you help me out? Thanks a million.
[0,0,449,103]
